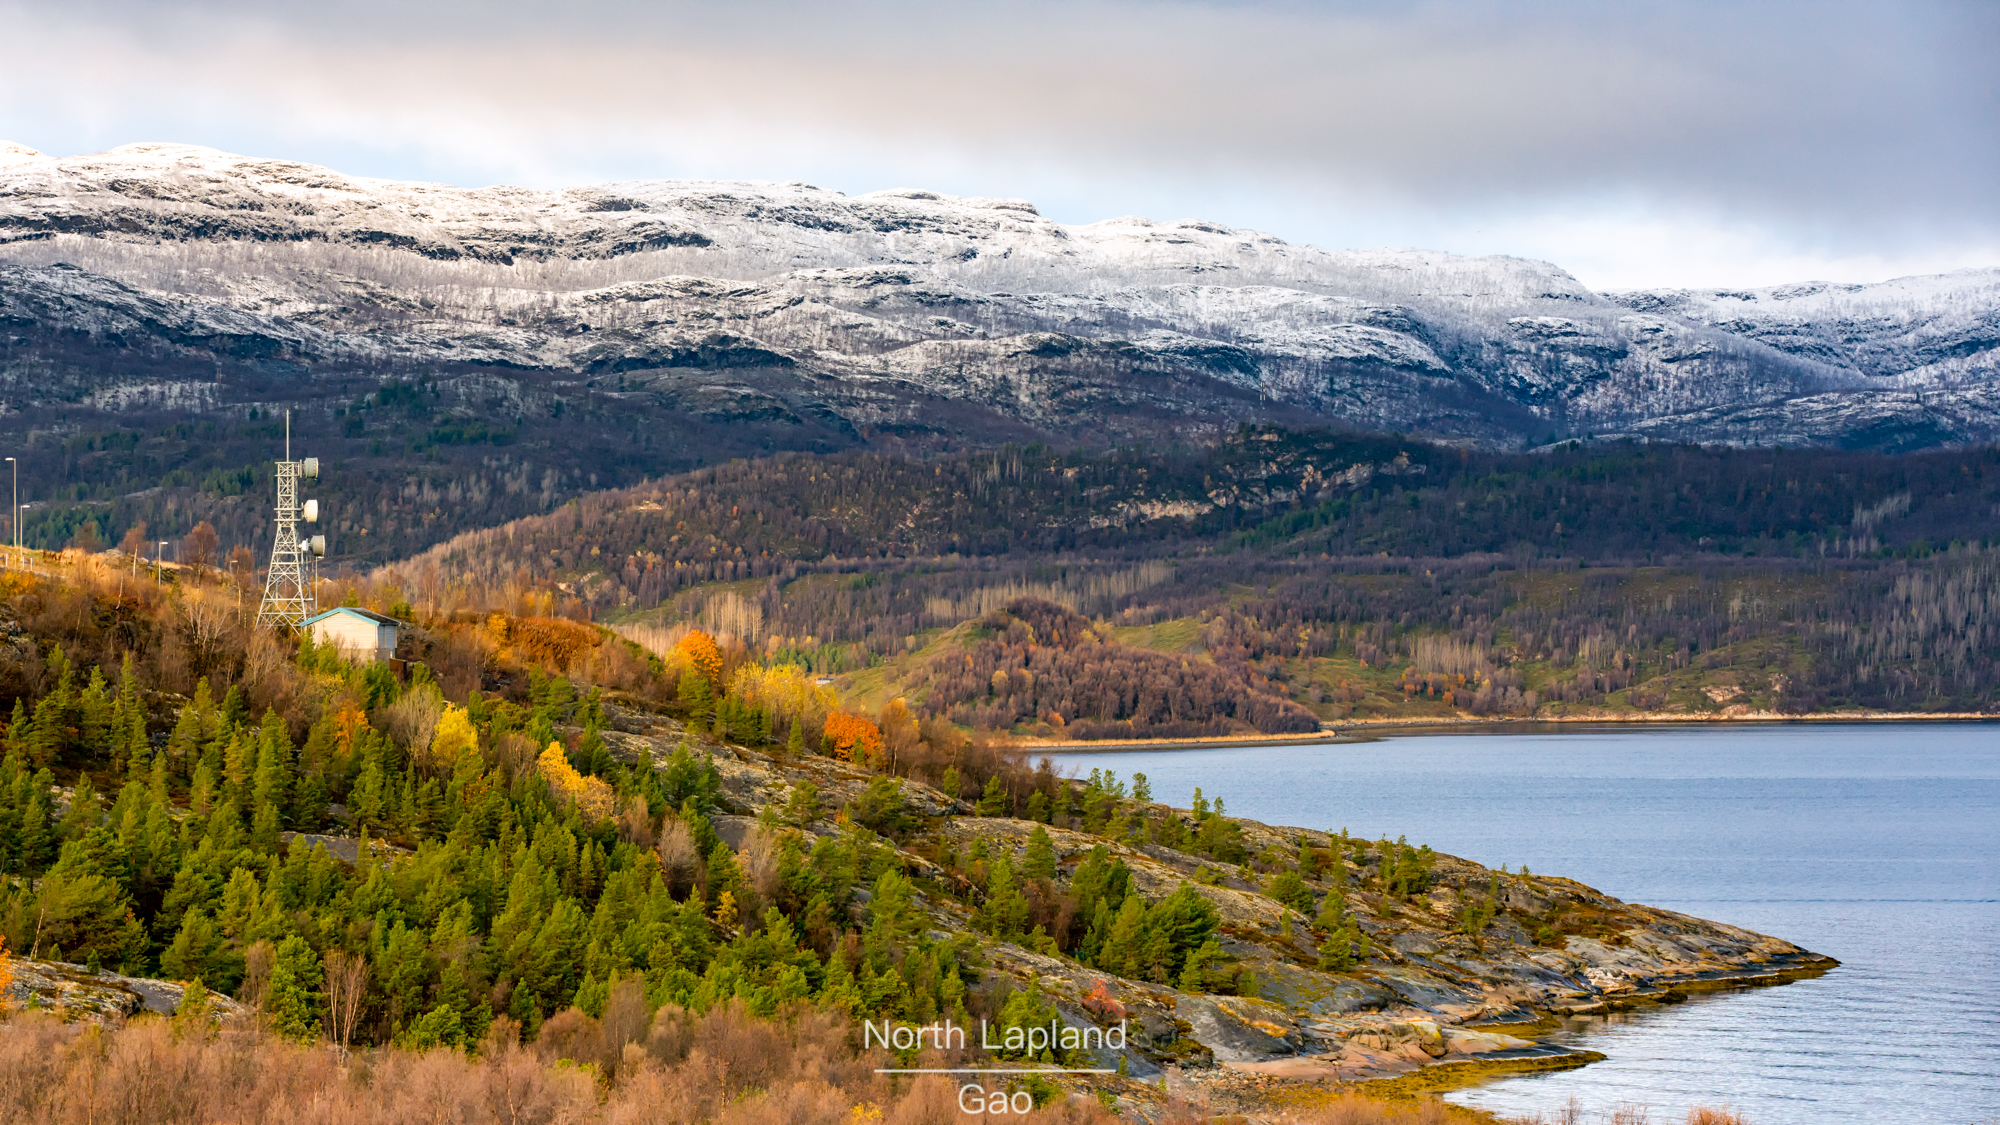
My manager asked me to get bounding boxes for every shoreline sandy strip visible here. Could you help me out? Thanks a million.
[1006,709,1999,754]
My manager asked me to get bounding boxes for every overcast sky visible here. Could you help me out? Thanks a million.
[4,0,1995,289]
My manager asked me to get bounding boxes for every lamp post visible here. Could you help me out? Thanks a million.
[157,540,168,586]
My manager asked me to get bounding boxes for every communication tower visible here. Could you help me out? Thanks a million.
[255,411,327,628]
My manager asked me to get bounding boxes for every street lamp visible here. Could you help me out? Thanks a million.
[3,456,14,566]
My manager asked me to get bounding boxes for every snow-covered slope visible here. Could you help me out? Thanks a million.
[2,141,1995,450]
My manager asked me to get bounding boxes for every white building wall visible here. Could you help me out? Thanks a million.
[311,615,396,662]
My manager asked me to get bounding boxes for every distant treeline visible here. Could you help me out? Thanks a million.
[353,428,2000,716]
[916,598,1320,739]
[383,427,2000,618]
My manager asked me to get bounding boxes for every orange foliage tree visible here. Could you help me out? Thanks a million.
[821,711,883,765]
[673,629,724,688]
[0,936,12,1008]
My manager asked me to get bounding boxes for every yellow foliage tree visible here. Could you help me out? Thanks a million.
[537,742,616,821]
[429,704,479,771]
[730,663,836,728]
[673,629,724,688]
[0,935,13,1009]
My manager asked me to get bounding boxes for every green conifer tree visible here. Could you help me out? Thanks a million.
[189,758,218,816]
[1023,826,1057,881]
[4,699,31,761]
[59,774,100,841]
[977,774,1009,816]
[251,800,282,852]
[264,934,324,1042]
[18,780,55,874]
[217,684,248,734]
[79,667,113,758]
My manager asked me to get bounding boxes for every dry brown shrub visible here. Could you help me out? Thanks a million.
[507,615,602,673]
[742,826,788,904]
[0,1001,1129,1125]
[491,731,542,781]
[534,1006,610,1073]
[587,636,657,694]
[599,978,651,1066]
[655,819,702,898]
[615,795,656,849]
[376,688,445,758]
[1173,1091,1496,1125]
[1685,1110,1748,1125]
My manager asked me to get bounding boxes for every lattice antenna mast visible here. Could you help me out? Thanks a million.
[256,410,325,629]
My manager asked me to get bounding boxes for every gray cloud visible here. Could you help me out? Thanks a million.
[5,0,1997,286]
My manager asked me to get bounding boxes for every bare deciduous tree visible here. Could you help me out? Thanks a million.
[322,948,368,1057]
[227,545,258,588]
[178,593,236,681]
[239,940,275,1013]
[183,521,219,578]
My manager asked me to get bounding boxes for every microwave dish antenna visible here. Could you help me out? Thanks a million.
[256,410,328,628]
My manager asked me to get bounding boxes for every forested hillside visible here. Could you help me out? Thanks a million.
[370,428,2000,728]
[387,430,2000,605]
[0,555,1819,1123]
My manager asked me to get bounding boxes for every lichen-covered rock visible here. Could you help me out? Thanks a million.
[4,958,249,1023]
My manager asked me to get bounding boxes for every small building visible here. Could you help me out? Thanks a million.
[304,606,402,664]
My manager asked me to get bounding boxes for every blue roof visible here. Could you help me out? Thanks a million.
[304,606,401,627]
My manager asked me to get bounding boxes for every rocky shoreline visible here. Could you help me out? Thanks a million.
[602,707,1840,1112]
[6,704,1833,1113]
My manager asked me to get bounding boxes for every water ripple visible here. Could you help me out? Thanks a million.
[1052,723,2000,1125]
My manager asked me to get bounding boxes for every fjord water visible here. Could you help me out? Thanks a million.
[1050,724,2000,1125]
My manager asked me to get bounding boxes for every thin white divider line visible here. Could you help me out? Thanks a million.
[872,1068,1115,1074]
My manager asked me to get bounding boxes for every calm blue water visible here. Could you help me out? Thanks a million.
[1050,724,2000,1125]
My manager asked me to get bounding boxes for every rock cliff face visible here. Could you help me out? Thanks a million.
[598,701,1834,1099]
[3,141,1996,453]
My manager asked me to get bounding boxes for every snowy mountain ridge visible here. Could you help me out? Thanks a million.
[2,141,1996,452]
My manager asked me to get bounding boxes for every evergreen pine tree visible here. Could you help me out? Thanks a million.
[3,699,30,761]
[977,774,1009,816]
[28,694,63,768]
[251,714,292,817]
[189,758,218,816]
[217,684,249,734]
[264,934,324,1042]
[1023,826,1057,880]
[1024,790,1050,823]
[79,667,113,759]
[149,753,170,808]
[221,731,253,816]
[18,781,55,874]
[251,799,282,852]
[59,774,99,841]
[982,852,1027,939]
